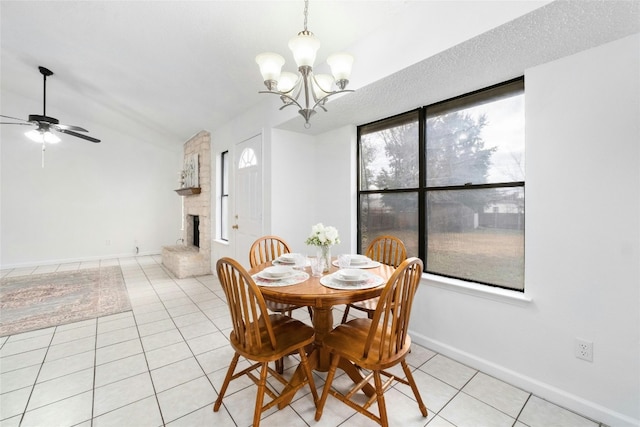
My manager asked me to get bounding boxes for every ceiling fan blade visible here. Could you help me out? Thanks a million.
[53,123,89,132]
[0,121,35,126]
[57,128,101,143]
[0,114,30,123]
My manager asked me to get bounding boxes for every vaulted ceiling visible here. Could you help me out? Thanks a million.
[1,1,638,150]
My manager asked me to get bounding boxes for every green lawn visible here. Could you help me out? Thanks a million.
[365,228,524,290]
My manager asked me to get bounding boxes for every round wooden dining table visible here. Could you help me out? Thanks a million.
[250,259,395,405]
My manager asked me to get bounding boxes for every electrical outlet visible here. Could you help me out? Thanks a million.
[575,338,593,362]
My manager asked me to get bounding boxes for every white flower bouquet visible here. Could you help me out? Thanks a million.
[305,223,340,247]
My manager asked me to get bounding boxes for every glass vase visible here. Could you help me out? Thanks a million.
[316,245,332,273]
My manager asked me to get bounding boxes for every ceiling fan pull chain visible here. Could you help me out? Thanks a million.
[41,142,46,168]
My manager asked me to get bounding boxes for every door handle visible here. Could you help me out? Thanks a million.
[232,224,239,230]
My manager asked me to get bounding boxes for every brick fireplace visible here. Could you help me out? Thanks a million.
[162,130,211,278]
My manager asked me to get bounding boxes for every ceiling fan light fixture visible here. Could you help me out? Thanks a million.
[25,129,60,144]
[1,65,100,147]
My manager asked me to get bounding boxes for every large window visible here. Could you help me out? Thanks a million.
[358,78,525,291]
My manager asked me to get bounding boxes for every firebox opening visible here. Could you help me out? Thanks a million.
[193,215,200,248]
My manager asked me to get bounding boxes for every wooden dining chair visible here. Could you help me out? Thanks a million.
[341,235,407,323]
[249,235,292,268]
[315,257,427,427]
[214,257,319,427]
[249,235,313,373]
[249,235,314,319]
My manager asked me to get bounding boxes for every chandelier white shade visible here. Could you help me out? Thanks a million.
[288,31,320,67]
[255,53,285,83]
[255,0,354,127]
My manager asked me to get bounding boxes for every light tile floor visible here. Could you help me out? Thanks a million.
[0,256,604,427]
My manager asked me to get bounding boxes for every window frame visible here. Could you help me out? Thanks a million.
[220,150,229,242]
[357,77,525,292]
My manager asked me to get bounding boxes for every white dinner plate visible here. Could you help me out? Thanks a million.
[336,269,367,282]
[274,253,302,264]
[252,271,309,287]
[257,269,296,280]
[261,266,294,278]
[331,259,381,269]
[273,258,310,267]
[348,255,370,265]
[320,271,385,290]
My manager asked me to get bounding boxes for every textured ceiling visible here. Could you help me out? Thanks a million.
[1,1,638,148]
[280,0,640,134]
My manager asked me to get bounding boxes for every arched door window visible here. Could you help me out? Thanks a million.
[238,147,257,168]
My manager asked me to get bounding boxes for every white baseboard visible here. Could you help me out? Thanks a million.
[411,332,639,427]
[1,251,160,270]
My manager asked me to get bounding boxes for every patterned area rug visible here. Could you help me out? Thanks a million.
[0,266,131,337]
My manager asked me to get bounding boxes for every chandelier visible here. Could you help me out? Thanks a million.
[255,0,354,128]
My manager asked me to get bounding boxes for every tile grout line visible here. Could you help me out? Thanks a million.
[129,257,167,427]
[90,315,99,427]
[16,327,56,427]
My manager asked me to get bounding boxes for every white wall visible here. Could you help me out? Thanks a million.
[269,129,315,253]
[0,121,182,267]
[268,126,356,256]
[312,126,358,255]
[412,34,640,427]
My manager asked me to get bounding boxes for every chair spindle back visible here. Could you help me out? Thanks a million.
[249,235,291,268]
[216,257,277,353]
[364,257,423,361]
[366,235,407,268]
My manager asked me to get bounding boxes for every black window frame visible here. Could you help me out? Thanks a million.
[220,150,229,242]
[357,77,525,291]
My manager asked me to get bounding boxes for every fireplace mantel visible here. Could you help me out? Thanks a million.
[174,187,201,196]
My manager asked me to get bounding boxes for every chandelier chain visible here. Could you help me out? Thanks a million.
[303,0,309,31]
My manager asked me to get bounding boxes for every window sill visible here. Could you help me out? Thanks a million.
[422,273,532,306]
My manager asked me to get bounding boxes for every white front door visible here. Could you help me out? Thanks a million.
[233,134,263,267]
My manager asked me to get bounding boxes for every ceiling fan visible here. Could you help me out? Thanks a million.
[0,66,101,144]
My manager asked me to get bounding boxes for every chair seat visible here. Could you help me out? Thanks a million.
[230,314,315,361]
[323,318,411,371]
